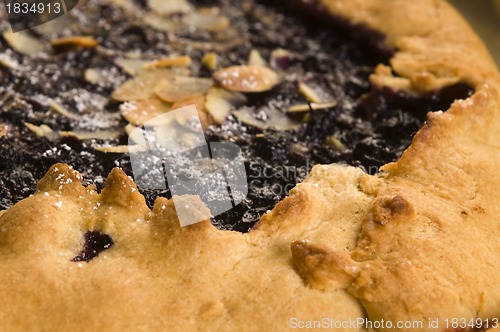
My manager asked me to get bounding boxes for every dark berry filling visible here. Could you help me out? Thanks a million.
[72,231,114,263]
[0,0,474,233]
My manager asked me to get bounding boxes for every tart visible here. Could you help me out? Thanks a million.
[0,0,499,331]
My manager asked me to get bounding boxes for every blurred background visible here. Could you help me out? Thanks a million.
[449,0,500,67]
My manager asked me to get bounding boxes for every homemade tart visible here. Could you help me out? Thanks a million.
[0,0,499,331]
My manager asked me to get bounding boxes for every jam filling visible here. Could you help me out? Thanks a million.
[0,0,473,233]
[72,231,114,263]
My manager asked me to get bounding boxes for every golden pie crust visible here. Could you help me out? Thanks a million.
[1,0,499,331]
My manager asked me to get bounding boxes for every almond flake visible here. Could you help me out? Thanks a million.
[233,108,301,131]
[183,10,230,32]
[172,95,212,130]
[108,0,141,13]
[298,81,322,103]
[143,56,192,69]
[171,37,242,53]
[59,130,122,140]
[213,65,279,93]
[174,109,203,132]
[205,87,247,124]
[202,52,219,71]
[50,102,79,119]
[115,58,149,76]
[125,124,148,147]
[111,69,186,101]
[326,135,345,151]
[118,56,193,77]
[34,15,74,35]
[95,145,145,154]
[248,49,267,67]
[154,77,213,103]
[84,68,102,84]
[25,122,58,140]
[2,31,47,56]
[120,98,172,126]
[298,80,334,103]
[143,13,177,32]
[0,53,20,70]
[148,0,193,15]
[0,124,9,138]
[287,101,337,113]
[51,36,98,49]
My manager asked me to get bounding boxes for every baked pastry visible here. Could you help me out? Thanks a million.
[0,0,499,331]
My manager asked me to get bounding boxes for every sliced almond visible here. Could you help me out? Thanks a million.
[171,37,242,53]
[124,123,136,137]
[117,57,192,77]
[148,0,193,15]
[51,36,98,49]
[233,108,301,131]
[172,95,206,111]
[0,123,9,138]
[25,122,58,140]
[115,58,149,76]
[125,124,148,147]
[59,130,122,140]
[35,14,75,35]
[213,65,279,93]
[107,0,141,13]
[183,10,230,32]
[96,46,118,57]
[143,56,192,69]
[111,69,185,101]
[95,145,145,154]
[248,49,267,67]
[298,80,334,104]
[287,101,337,113]
[205,87,247,124]
[143,13,177,32]
[172,95,212,130]
[202,52,219,71]
[326,135,345,151]
[154,77,213,103]
[2,31,47,56]
[84,68,102,84]
[0,53,20,70]
[289,143,309,155]
[298,81,322,103]
[174,109,203,132]
[120,98,172,126]
[50,102,79,119]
